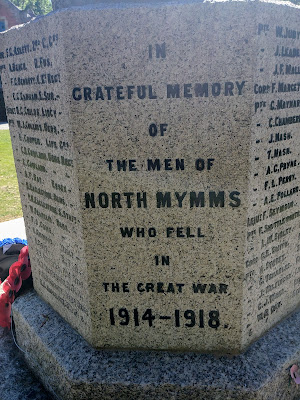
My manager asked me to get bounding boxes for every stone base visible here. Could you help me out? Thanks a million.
[12,291,300,400]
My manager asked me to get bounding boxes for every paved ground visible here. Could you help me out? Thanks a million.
[0,122,9,130]
[0,326,54,400]
[0,218,26,241]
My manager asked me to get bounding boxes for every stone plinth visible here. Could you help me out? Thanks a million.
[1,0,300,353]
[12,291,300,400]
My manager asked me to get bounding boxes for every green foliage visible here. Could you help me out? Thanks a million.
[10,0,52,15]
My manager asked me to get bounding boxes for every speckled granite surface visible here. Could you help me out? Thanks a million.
[0,324,54,400]
[11,290,300,400]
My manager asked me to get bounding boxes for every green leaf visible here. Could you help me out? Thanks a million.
[10,0,52,15]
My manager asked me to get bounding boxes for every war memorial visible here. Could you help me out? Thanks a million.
[1,0,300,398]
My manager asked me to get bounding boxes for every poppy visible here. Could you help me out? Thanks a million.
[18,246,30,267]
[7,261,22,292]
[0,315,11,329]
[2,280,15,303]
[290,365,300,385]
[0,287,13,328]
[18,257,31,280]
[0,292,12,327]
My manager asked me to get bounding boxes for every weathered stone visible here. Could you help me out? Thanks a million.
[12,290,300,400]
[1,0,300,353]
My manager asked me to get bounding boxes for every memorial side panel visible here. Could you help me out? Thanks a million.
[242,2,300,347]
[1,17,92,341]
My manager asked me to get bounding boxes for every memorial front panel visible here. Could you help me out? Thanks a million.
[1,0,300,353]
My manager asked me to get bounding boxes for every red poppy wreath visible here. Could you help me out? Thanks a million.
[0,246,31,328]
